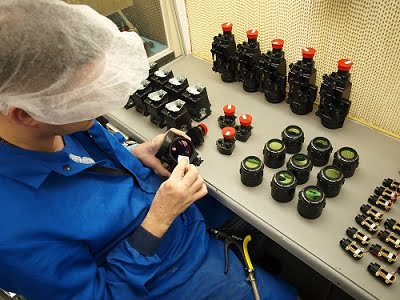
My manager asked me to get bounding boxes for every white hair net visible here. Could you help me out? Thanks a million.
[0,0,149,124]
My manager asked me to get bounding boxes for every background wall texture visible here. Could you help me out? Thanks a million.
[186,0,400,137]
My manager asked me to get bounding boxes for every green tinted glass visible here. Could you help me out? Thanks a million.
[268,141,283,151]
[324,167,341,179]
[314,138,329,149]
[340,149,356,160]
[244,157,261,169]
[293,154,308,166]
[277,172,294,185]
[305,187,322,202]
[287,127,300,135]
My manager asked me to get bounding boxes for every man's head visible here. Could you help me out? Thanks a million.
[0,0,148,133]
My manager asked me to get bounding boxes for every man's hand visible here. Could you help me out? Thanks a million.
[131,128,191,177]
[141,158,208,238]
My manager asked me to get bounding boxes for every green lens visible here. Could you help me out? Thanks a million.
[324,167,341,179]
[287,127,300,136]
[340,149,356,160]
[268,141,283,151]
[314,138,329,149]
[305,187,322,202]
[277,172,293,185]
[244,158,261,169]
[293,154,308,166]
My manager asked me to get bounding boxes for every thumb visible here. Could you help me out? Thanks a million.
[170,156,189,180]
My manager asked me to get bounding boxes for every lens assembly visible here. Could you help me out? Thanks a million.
[271,170,297,202]
[240,156,264,187]
[286,153,312,184]
[297,186,326,219]
[307,137,332,167]
[333,147,359,178]
[281,125,304,154]
[263,139,286,169]
[317,166,345,197]
[156,131,203,172]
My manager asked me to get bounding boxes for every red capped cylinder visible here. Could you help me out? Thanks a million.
[239,114,253,127]
[222,127,236,140]
[198,123,208,136]
[247,29,258,40]
[302,47,316,59]
[272,39,284,49]
[222,22,233,32]
[223,104,236,116]
[338,59,353,72]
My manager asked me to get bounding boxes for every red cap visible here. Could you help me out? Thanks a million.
[239,114,253,127]
[223,104,236,116]
[302,47,316,59]
[198,123,208,136]
[222,22,233,32]
[222,127,236,140]
[271,39,284,49]
[338,59,353,71]
[247,29,258,39]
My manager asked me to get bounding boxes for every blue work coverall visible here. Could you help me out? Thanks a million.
[0,121,296,299]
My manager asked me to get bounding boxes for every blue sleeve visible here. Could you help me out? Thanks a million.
[0,237,162,300]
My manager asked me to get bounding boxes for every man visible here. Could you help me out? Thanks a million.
[0,1,296,299]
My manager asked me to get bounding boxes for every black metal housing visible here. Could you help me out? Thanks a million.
[271,170,297,202]
[150,69,174,90]
[163,76,189,101]
[240,156,264,187]
[236,38,261,92]
[161,99,192,131]
[333,147,359,178]
[211,29,238,82]
[181,84,212,121]
[131,80,153,115]
[287,154,312,185]
[281,125,304,154]
[297,186,326,219]
[144,89,169,128]
[307,137,333,167]
[316,165,345,197]
[263,139,286,169]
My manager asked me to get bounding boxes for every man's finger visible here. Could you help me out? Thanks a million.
[168,128,191,141]
[170,156,189,180]
[181,164,199,187]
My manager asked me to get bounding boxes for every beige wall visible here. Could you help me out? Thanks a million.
[65,0,131,16]
[186,0,400,138]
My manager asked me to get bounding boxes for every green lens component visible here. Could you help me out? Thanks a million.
[268,140,284,151]
[293,154,309,166]
[240,156,264,187]
[281,125,304,154]
[277,172,294,185]
[305,187,322,202]
[307,136,332,167]
[271,170,297,203]
[287,154,313,185]
[317,165,345,198]
[333,147,359,178]
[340,149,356,159]
[263,139,286,169]
[297,186,326,219]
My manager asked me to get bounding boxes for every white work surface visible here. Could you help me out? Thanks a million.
[108,55,400,300]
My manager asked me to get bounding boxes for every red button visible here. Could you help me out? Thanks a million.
[272,39,284,49]
[338,59,353,71]
[247,29,258,39]
[222,127,236,140]
[239,114,253,127]
[198,123,208,136]
[223,104,236,116]
[222,22,233,32]
[302,47,316,59]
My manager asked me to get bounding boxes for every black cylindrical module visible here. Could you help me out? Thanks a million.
[263,139,286,169]
[297,186,326,219]
[384,218,400,235]
[333,147,359,178]
[316,165,345,197]
[307,137,333,167]
[271,170,297,202]
[281,125,304,154]
[287,153,313,185]
[382,178,400,194]
[240,156,264,187]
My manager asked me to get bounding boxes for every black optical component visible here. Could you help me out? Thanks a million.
[130,80,153,115]
[281,125,304,154]
[368,262,396,285]
[384,218,400,235]
[333,147,359,178]
[150,69,174,90]
[156,131,203,172]
[339,238,364,260]
[316,166,345,198]
[368,194,393,211]
[148,62,159,79]
[355,214,379,233]
[263,139,286,169]
[287,154,312,185]
[382,178,400,194]
[271,170,297,202]
[297,186,326,219]
[181,84,212,121]
[145,89,169,128]
[346,227,371,245]
[307,137,332,167]
[370,244,398,264]
[378,230,400,249]
[240,156,264,187]
[161,99,192,131]
[186,123,208,147]
[374,186,397,202]
[164,76,190,101]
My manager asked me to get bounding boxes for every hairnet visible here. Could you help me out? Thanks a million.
[0,0,149,124]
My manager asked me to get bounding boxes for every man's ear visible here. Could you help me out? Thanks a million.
[7,107,40,127]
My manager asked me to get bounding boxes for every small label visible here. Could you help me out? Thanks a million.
[395,239,400,246]
[228,105,232,109]
[388,253,394,259]
[178,155,189,164]
[242,114,247,119]
[251,29,256,34]
[345,60,352,65]
[362,235,369,242]
[385,273,393,280]
[303,48,310,52]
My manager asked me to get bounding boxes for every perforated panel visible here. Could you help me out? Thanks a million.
[186,0,400,137]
